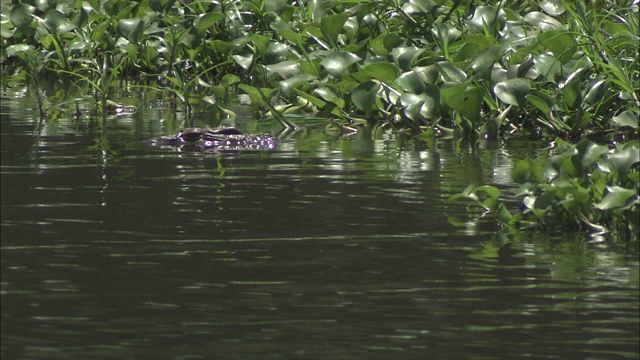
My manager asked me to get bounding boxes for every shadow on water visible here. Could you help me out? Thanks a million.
[1,84,638,359]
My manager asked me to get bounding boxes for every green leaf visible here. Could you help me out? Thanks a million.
[512,159,533,183]
[44,9,75,34]
[395,71,426,94]
[321,50,361,77]
[118,18,145,43]
[572,139,609,171]
[525,91,553,115]
[525,11,562,32]
[352,81,381,114]
[220,74,240,88]
[594,186,638,210]
[612,110,638,129]
[356,62,400,84]
[494,79,531,106]
[266,60,300,79]
[320,12,350,47]
[370,32,404,56]
[436,61,467,83]
[539,0,565,16]
[195,12,224,35]
[449,86,484,122]
[470,46,500,77]
[280,74,316,95]
[10,3,35,30]
[537,29,578,64]
[606,147,640,178]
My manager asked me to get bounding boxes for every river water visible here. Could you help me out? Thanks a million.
[1,84,638,359]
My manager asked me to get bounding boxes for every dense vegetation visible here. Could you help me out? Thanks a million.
[1,0,638,236]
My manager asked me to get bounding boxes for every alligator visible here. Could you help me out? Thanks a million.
[149,127,276,151]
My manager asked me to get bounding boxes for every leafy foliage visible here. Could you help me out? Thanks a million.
[450,139,639,238]
[1,0,637,137]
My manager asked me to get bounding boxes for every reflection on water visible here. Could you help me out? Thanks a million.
[1,85,638,359]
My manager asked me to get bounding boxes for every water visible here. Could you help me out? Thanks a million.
[1,85,638,359]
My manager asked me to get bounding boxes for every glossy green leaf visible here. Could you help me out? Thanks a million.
[470,46,500,77]
[10,3,35,30]
[494,79,531,106]
[392,47,424,71]
[525,91,553,115]
[370,32,404,56]
[356,62,400,84]
[6,44,34,56]
[468,6,506,32]
[512,159,533,183]
[524,11,562,32]
[238,84,276,109]
[446,86,484,122]
[612,110,638,129]
[573,139,610,169]
[118,18,145,43]
[195,13,224,35]
[266,60,300,79]
[314,87,344,108]
[264,0,287,14]
[280,74,316,95]
[320,12,350,47]
[400,93,425,122]
[352,81,380,114]
[321,50,361,77]
[539,0,565,16]
[594,186,638,210]
[537,30,576,64]
[232,54,253,71]
[395,71,426,94]
[220,74,240,88]
[44,9,75,34]
[533,54,562,82]
[606,147,640,178]
[436,61,466,83]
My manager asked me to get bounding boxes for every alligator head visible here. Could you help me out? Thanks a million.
[149,127,276,151]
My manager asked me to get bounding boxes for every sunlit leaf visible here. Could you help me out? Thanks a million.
[44,9,75,34]
[320,50,361,77]
[392,47,424,71]
[352,81,380,114]
[470,45,500,77]
[443,85,484,122]
[396,71,426,94]
[494,79,531,106]
[356,62,400,84]
[232,54,253,71]
[10,3,35,30]
[468,6,506,32]
[606,147,640,178]
[118,18,145,43]
[537,30,576,64]
[320,12,350,47]
[264,0,287,14]
[266,60,300,79]
[539,0,565,16]
[526,91,553,115]
[612,110,638,129]
[524,11,562,31]
[195,12,224,35]
[280,74,315,95]
[436,61,466,83]
[573,139,609,170]
[594,186,638,210]
[370,32,404,55]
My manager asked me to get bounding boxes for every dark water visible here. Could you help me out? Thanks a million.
[1,86,638,359]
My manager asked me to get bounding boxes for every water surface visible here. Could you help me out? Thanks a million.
[1,86,638,359]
